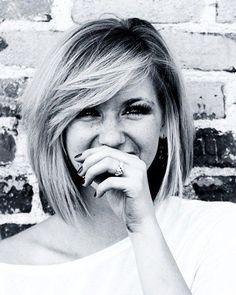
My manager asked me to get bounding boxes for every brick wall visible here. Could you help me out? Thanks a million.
[0,0,235,239]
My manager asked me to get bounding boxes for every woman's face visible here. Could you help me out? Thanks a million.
[65,77,163,171]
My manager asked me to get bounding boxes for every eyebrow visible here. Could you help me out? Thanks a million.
[122,97,156,107]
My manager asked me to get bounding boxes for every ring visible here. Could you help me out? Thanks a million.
[114,161,124,176]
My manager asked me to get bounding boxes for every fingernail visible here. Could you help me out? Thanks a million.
[74,153,82,159]
[79,176,85,185]
[77,165,83,174]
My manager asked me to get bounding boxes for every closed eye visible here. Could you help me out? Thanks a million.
[76,107,100,118]
[122,104,152,116]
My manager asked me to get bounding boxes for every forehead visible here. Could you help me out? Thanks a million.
[101,77,158,108]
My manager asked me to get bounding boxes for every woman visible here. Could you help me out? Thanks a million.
[0,17,236,295]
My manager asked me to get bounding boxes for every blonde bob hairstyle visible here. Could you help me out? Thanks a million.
[22,17,193,225]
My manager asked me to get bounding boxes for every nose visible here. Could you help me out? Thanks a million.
[98,117,125,148]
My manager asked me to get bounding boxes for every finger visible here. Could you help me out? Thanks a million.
[81,154,124,176]
[75,146,138,164]
[74,146,109,161]
[76,148,141,176]
[96,177,130,199]
[83,158,121,186]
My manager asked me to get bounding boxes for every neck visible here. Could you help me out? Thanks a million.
[48,193,128,259]
[51,186,128,247]
[79,185,116,219]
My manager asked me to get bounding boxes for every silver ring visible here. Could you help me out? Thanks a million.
[114,161,124,176]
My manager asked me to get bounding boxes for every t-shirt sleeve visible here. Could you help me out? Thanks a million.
[191,204,236,295]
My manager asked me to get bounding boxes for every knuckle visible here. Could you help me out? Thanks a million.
[81,163,88,172]
[82,158,91,170]
[130,154,139,159]
[102,145,109,152]
[139,160,147,170]
[85,168,93,180]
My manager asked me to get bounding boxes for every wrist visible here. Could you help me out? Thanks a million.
[126,213,159,236]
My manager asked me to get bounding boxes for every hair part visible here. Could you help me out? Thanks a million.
[22,17,193,225]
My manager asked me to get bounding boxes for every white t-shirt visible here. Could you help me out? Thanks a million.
[0,196,236,295]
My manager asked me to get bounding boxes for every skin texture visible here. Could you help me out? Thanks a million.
[65,77,164,231]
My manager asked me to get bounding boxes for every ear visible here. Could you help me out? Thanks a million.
[160,120,167,139]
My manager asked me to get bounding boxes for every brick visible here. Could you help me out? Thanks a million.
[0,0,53,22]
[186,80,225,119]
[194,128,236,167]
[0,78,28,117]
[0,31,62,68]
[0,128,16,165]
[0,37,8,51]
[0,223,33,239]
[0,175,33,214]
[183,183,197,199]
[192,176,236,202]
[161,28,236,71]
[72,0,205,24]
[216,0,236,23]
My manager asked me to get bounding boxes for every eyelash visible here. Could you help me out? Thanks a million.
[77,104,152,119]
[123,104,152,116]
[77,108,99,118]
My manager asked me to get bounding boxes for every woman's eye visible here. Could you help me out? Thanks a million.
[123,104,152,116]
[77,108,100,118]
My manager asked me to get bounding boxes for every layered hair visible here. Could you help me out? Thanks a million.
[22,17,193,225]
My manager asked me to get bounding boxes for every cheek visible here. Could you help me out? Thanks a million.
[131,118,162,167]
[64,122,93,161]
[142,130,160,168]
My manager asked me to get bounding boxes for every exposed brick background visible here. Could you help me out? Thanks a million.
[0,175,33,214]
[0,223,33,239]
[72,0,205,24]
[0,37,8,51]
[0,0,53,22]
[186,80,225,119]
[162,29,236,71]
[0,0,235,239]
[192,176,236,202]
[0,128,16,164]
[194,128,236,167]
[0,32,61,67]
[216,0,236,23]
[0,78,27,117]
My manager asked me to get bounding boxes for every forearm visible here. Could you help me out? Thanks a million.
[128,216,192,295]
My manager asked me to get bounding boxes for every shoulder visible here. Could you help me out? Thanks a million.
[0,217,68,265]
[180,197,236,224]
[0,227,37,264]
[158,196,236,219]
[156,196,236,237]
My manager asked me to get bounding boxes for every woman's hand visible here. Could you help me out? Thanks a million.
[75,146,156,233]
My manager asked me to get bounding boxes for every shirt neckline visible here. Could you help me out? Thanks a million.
[0,236,131,271]
[0,197,175,270]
